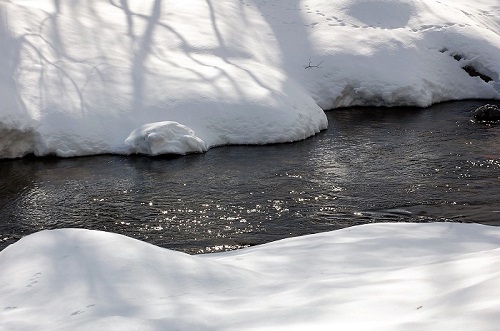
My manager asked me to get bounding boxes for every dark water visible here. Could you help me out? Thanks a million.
[1,100,499,253]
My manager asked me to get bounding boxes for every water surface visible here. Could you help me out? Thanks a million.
[1,100,499,253]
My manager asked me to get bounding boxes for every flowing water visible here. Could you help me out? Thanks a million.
[1,100,499,253]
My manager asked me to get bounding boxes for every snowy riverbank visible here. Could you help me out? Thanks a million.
[1,222,500,330]
[1,0,500,157]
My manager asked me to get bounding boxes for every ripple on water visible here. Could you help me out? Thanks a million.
[0,100,499,253]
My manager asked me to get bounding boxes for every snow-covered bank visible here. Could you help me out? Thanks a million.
[1,222,500,330]
[1,0,500,158]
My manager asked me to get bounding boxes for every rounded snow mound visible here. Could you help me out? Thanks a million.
[2,223,500,329]
[345,0,415,29]
[125,121,207,156]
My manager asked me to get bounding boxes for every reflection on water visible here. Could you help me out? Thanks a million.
[0,100,499,253]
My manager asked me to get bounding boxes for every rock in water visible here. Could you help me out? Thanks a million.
[474,104,500,121]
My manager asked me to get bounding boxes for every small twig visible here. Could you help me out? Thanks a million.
[304,58,324,69]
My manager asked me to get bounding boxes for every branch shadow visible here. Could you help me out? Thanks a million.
[1,0,323,158]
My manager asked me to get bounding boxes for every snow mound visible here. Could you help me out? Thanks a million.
[345,0,415,29]
[125,121,207,156]
[2,223,500,330]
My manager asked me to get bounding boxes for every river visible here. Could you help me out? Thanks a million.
[1,100,499,253]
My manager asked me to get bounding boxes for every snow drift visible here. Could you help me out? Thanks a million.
[1,222,500,330]
[1,0,500,158]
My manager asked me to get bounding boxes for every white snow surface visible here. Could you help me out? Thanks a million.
[125,121,207,155]
[1,0,500,157]
[1,222,500,330]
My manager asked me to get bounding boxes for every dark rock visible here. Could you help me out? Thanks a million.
[474,104,500,122]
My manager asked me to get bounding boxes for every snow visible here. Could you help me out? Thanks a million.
[1,0,500,157]
[1,222,500,330]
[2,2,500,328]
[125,121,207,155]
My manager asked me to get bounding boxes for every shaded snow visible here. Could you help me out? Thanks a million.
[0,0,499,157]
[1,223,500,330]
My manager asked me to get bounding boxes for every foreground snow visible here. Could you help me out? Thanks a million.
[1,0,500,157]
[1,222,500,330]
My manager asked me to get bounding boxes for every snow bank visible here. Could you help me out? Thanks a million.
[0,0,327,158]
[1,222,500,330]
[293,0,500,109]
[1,0,500,158]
